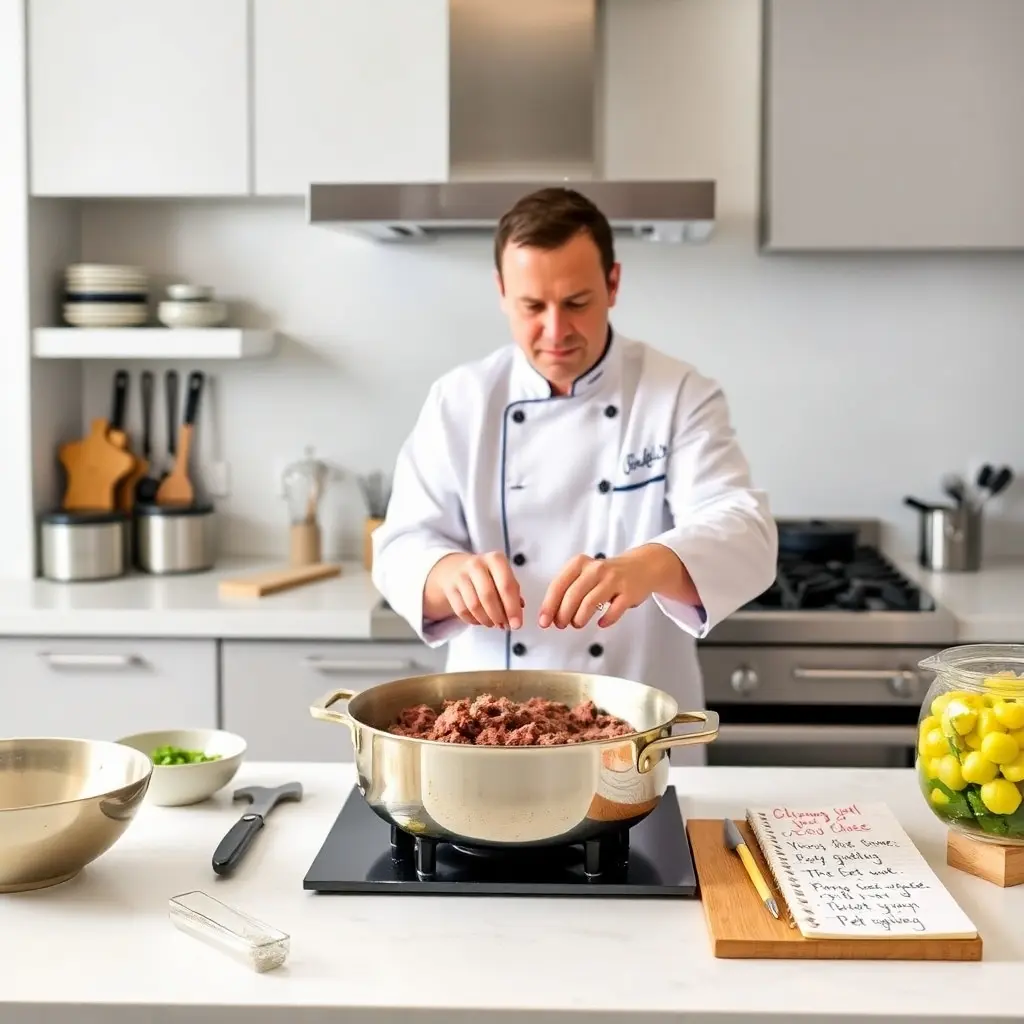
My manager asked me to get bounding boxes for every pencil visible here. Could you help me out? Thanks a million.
[723,817,779,920]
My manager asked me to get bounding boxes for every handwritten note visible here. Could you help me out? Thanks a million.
[745,801,978,939]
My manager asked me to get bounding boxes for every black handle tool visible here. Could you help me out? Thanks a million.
[212,782,303,876]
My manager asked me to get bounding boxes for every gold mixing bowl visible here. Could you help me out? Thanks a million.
[0,737,153,892]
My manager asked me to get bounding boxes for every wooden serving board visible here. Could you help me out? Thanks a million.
[686,819,982,961]
[218,562,341,598]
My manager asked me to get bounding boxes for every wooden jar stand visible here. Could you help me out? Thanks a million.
[947,830,1024,887]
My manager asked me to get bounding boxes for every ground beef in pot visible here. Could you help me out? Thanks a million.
[388,694,635,746]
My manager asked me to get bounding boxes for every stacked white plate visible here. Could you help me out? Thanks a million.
[63,264,149,328]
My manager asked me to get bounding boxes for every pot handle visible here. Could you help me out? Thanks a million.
[637,710,719,774]
[309,687,359,728]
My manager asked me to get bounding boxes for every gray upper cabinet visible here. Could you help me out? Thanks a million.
[761,0,1024,250]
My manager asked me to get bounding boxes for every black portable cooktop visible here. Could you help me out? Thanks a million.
[303,785,697,896]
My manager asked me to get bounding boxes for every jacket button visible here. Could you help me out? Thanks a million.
[594,552,606,559]
[589,643,604,657]
[598,480,611,493]
[604,405,618,418]
[512,642,527,657]
[512,553,526,567]
[511,409,525,423]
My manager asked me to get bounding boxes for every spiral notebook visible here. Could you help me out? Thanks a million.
[746,801,978,940]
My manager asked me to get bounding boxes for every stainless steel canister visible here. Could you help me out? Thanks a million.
[134,502,216,574]
[39,510,128,582]
[919,505,983,572]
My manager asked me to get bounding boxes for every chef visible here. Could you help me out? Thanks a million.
[371,187,778,761]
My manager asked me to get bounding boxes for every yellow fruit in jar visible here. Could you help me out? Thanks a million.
[964,730,983,750]
[961,751,999,785]
[976,707,1005,737]
[937,755,966,791]
[927,757,946,779]
[943,699,977,736]
[993,700,1024,730]
[984,672,1024,696]
[981,731,1020,765]
[930,788,951,808]
[931,692,955,717]
[919,714,940,736]
[980,777,1023,816]
[1001,754,1024,783]
[921,728,949,759]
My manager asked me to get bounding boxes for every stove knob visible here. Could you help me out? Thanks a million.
[888,670,918,699]
[730,666,759,695]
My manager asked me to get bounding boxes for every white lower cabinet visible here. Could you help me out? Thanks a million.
[0,638,217,739]
[221,640,447,762]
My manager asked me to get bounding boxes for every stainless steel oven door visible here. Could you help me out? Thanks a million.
[708,722,918,769]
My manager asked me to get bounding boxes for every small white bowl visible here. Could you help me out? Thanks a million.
[157,299,227,328]
[166,283,214,302]
[116,728,246,807]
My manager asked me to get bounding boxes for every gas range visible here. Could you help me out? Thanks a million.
[701,518,956,646]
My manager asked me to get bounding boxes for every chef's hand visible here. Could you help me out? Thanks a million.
[538,545,688,630]
[424,551,523,629]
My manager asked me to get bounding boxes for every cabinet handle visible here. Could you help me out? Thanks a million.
[38,653,139,669]
[301,656,426,675]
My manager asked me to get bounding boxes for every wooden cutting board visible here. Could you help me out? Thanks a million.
[218,563,342,598]
[686,819,982,961]
[59,418,136,511]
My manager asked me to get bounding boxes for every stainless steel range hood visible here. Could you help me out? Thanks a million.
[307,0,716,244]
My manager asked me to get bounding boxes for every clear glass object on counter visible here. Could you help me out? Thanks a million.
[282,445,329,566]
[168,890,290,972]
[917,644,1024,846]
[282,446,328,526]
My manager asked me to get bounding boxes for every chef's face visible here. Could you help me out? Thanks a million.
[496,230,620,395]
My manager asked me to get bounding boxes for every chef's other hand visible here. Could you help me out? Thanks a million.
[424,551,523,629]
[539,546,675,630]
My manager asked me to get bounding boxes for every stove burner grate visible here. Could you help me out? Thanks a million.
[390,824,630,882]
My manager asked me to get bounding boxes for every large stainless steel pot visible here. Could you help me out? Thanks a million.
[309,669,718,848]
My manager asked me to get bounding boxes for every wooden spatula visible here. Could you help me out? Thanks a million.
[59,417,135,511]
[156,370,204,506]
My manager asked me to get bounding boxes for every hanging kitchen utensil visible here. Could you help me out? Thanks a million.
[777,520,858,563]
[162,369,179,480]
[113,371,149,512]
[156,370,204,506]
[134,370,160,505]
[58,418,135,512]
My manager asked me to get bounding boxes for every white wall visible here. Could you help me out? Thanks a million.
[69,0,1024,564]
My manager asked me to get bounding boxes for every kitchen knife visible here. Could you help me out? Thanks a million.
[212,781,303,876]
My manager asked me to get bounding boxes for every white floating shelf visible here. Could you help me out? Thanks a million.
[32,327,277,360]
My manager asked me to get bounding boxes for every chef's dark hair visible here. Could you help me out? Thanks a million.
[494,187,616,282]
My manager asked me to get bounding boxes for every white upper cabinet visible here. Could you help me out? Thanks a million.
[252,0,450,195]
[762,0,1024,250]
[28,0,249,197]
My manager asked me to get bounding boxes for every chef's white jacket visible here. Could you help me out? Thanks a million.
[372,331,778,761]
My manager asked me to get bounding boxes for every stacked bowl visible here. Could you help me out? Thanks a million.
[63,264,149,328]
[158,284,227,328]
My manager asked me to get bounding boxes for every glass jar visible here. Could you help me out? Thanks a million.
[917,644,1024,846]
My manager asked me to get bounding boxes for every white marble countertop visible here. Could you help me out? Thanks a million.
[890,552,1024,644]
[1,763,1019,1024]
[0,551,1022,644]
[0,558,403,640]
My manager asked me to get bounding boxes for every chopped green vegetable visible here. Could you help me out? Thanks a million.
[926,777,974,821]
[150,744,222,766]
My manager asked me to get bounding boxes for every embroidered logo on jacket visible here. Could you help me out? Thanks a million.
[623,444,668,476]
